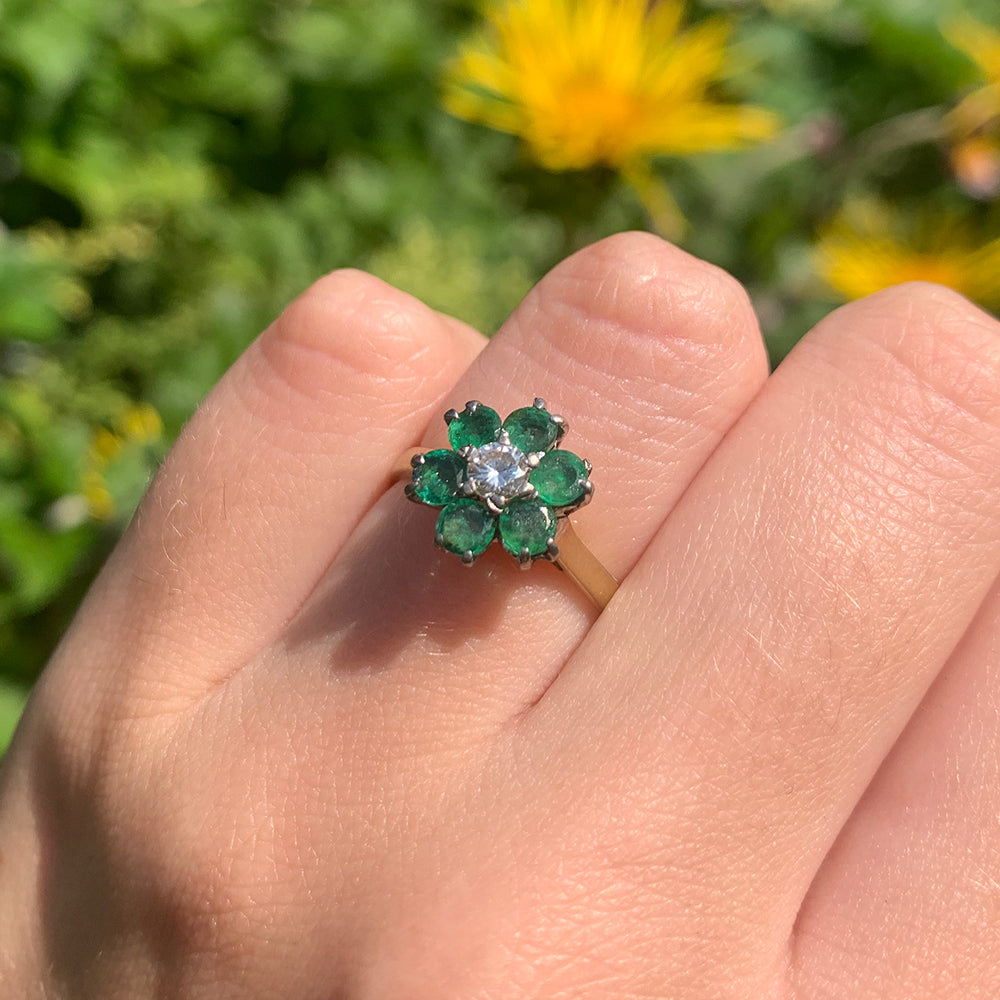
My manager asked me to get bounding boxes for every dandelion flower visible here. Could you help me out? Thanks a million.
[947,15,1000,132]
[815,199,1000,311]
[945,16,1000,198]
[444,0,779,234]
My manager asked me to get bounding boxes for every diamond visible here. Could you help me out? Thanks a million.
[465,441,531,500]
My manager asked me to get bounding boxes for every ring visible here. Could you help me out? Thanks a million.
[391,398,619,609]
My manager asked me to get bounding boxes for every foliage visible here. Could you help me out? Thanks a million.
[0,0,998,751]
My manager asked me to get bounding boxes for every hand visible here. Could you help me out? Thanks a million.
[1,233,998,998]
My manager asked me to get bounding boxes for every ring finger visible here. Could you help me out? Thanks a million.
[278,231,769,725]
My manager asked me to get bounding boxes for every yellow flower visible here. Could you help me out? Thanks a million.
[945,16,1000,198]
[81,470,115,522]
[815,200,1000,310]
[946,15,1000,135]
[117,402,163,444]
[81,402,163,522]
[443,0,779,232]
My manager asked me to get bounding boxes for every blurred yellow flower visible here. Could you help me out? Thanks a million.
[118,402,163,443]
[945,16,1000,198]
[81,471,116,522]
[815,200,1000,310]
[443,0,779,234]
[947,16,1000,133]
[81,402,163,521]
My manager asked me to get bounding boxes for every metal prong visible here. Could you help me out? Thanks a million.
[533,397,546,409]
[551,413,566,426]
[526,451,545,468]
[518,547,533,568]
[462,550,476,565]
[434,531,445,548]
[545,540,560,561]
[444,408,460,424]
[403,482,416,500]
[520,483,538,500]
[583,458,592,474]
[465,400,480,413]
[410,452,426,468]
[460,480,476,496]
[497,428,511,446]
[578,480,594,506]
[485,495,505,515]
[458,444,473,458]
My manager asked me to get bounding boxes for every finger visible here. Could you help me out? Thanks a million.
[282,232,768,722]
[50,271,486,705]
[792,572,1000,999]
[528,284,1000,951]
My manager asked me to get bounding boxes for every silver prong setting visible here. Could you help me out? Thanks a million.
[444,408,460,425]
[465,400,480,413]
[533,397,546,409]
[410,452,426,467]
[526,451,545,468]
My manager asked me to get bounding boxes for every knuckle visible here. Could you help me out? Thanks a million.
[254,268,452,403]
[854,282,1000,430]
[526,231,765,386]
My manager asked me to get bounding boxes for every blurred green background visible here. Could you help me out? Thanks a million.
[1,0,998,752]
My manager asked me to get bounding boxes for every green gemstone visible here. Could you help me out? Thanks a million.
[503,405,561,453]
[498,500,558,558]
[436,499,495,557]
[411,449,466,506]
[530,450,588,506]
[448,403,501,450]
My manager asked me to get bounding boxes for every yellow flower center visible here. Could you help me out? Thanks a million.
[891,257,966,289]
[531,79,645,167]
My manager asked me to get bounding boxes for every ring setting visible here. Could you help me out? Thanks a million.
[404,398,593,567]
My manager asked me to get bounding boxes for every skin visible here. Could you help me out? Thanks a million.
[0,232,998,998]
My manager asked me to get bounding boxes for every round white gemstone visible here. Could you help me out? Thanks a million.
[465,441,530,499]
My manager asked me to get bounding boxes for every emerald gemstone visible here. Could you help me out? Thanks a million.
[503,405,561,453]
[436,499,495,557]
[411,449,466,506]
[448,403,501,450]
[498,500,557,557]
[529,450,588,506]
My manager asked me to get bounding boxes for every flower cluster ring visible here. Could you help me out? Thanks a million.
[404,398,593,566]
